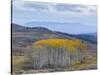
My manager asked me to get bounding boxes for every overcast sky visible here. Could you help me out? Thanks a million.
[12,0,97,34]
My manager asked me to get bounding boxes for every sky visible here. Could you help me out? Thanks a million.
[12,0,97,34]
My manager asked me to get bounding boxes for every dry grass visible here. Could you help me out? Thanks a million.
[12,39,97,74]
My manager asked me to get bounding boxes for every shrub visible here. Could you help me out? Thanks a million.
[12,56,29,73]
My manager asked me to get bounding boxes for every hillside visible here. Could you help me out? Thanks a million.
[12,23,97,74]
[12,23,75,48]
[12,23,97,47]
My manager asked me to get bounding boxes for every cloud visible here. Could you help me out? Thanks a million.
[13,0,97,14]
[13,0,97,15]
[13,0,51,11]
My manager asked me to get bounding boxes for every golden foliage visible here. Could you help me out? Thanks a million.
[33,38,87,53]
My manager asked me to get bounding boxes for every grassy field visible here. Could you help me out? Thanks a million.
[12,38,97,74]
[12,52,97,74]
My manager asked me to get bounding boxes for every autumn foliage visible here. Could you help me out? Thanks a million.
[27,38,87,69]
[33,38,87,53]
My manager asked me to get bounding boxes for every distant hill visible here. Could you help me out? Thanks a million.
[25,21,96,34]
[12,23,51,33]
[74,34,97,44]
[12,23,97,49]
[51,31,97,44]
